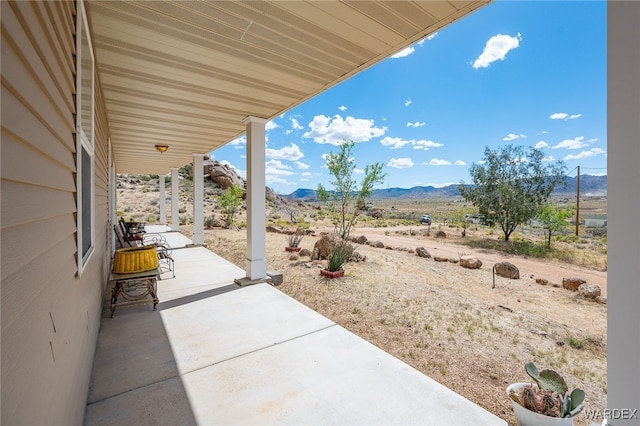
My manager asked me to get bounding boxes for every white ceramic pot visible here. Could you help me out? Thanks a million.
[507,383,577,426]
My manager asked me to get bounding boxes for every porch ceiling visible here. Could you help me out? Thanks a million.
[88,0,490,174]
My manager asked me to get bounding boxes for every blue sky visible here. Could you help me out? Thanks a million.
[212,1,607,195]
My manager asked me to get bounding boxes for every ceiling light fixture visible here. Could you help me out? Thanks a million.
[155,144,169,154]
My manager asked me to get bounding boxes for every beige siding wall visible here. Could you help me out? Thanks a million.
[1,1,111,424]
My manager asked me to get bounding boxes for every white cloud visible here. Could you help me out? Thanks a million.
[412,139,443,150]
[338,105,347,111]
[304,114,386,145]
[301,172,312,177]
[550,112,582,120]
[380,137,443,150]
[321,153,330,160]
[454,160,467,166]
[266,175,296,185]
[426,32,438,41]
[404,99,412,107]
[413,181,454,188]
[290,118,303,130]
[477,160,486,165]
[552,136,587,150]
[503,133,526,141]
[588,138,599,143]
[391,46,415,58]
[265,120,278,131]
[387,158,414,168]
[542,156,555,162]
[229,136,246,146]
[354,168,365,174]
[550,112,568,120]
[380,137,411,149]
[563,148,606,160]
[427,158,452,166]
[535,141,549,149]
[294,161,309,170]
[472,33,522,69]
[266,143,304,160]
[407,121,426,128]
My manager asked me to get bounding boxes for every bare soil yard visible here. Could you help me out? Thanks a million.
[183,224,607,426]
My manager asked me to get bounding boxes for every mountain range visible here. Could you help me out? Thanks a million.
[285,175,607,201]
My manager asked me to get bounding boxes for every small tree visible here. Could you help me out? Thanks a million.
[317,140,386,240]
[459,145,566,242]
[538,204,573,249]
[219,184,244,228]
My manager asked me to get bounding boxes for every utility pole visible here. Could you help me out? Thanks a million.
[575,165,580,236]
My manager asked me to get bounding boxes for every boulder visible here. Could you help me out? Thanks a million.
[266,225,283,233]
[563,277,587,291]
[578,283,602,299]
[369,240,385,248]
[435,230,447,238]
[351,235,368,245]
[350,251,366,262]
[535,278,549,286]
[299,248,311,257]
[288,253,299,261]
[460,255,482,269]
[494,262,520,279]
[595,296,607,304]
[208,161,244,189]
[312,234,353,260]
[415,247,431,259]
[434,256,449,262]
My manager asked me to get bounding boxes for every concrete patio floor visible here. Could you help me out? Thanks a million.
[85,230,506,425]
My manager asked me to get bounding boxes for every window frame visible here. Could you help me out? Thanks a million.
[76,0,95,276]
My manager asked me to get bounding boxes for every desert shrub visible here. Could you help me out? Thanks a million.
[327,240,352,272]
[286,233,304,248]
[204,215,216,229]
[116,210,124,216]
[146,215,156,224]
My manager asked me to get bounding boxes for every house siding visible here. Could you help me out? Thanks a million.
[1,1,111,425]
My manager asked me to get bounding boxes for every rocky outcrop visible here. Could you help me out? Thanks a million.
[350,235,368,245]
[312,234,353,260]
[563,277,586,291]
[460,256,482,269]
[494,262,520,279]
[207,161,244,189]
[435,230,447,238]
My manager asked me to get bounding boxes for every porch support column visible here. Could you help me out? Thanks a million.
[192,153,205,245]
[608,1,640,416]
[236,116,268,284]
[159,174,166,225]
[170,167,180,231]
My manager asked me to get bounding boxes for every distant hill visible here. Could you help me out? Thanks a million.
[285,175,607,200]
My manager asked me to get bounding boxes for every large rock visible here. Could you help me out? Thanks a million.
[494,262,520,279]
[369,240,385,248]
[415,247,431,259]
[460,256,482,269]
[563,277,586,291]
[208,160,244,189]
[351,235,368,245]
[578,283,602,299]
[312,234,353,260]
[435,230,447,239]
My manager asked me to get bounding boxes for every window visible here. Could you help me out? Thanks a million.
[76,1,94,275]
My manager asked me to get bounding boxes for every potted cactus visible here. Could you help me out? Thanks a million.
[507,362,585,426]
[320,240,352,278]
[285,232,304,252]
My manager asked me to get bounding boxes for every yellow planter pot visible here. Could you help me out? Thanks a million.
[112,246,159,274]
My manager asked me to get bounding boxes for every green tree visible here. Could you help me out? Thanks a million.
[538,204,573,249]
[317,140,386,240]
[458,145,566,242]
[219,184,244,228]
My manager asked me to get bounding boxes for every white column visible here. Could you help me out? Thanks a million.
[170,167,180,231]
[192,153,205,245]
[242,116,268,281]
[608,1,640,415]
[159,174,166,225]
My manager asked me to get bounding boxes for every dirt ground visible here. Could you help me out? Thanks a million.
[185,224,607,426]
